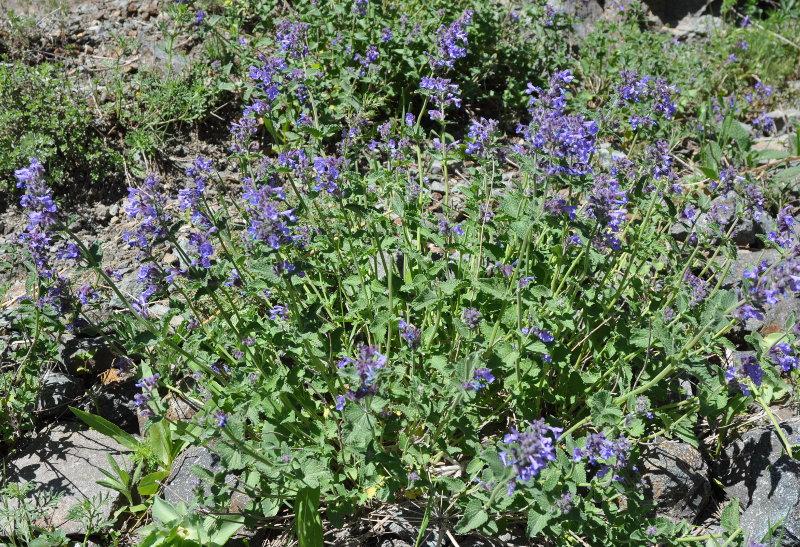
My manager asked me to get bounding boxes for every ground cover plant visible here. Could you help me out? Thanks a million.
[3,0,800,545]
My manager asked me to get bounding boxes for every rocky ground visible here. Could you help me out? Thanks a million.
[1,0,800,545]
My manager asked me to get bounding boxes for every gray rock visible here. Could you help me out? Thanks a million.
[61,335,116,375]
[85,374,140,433]
[640,438,710,522]
[1,423,134,536]
[753,135,791,153]
[722,249,782,290]
[719,419,800,545]
[648,1,717,27]
[766,108,800,134]
[95,203,110,222]
[108,203,120,217]
[36,372,84,418]
[379,504,441,547]
[665,13,721,37]
[163,445,237,508]
[108,269,140,309]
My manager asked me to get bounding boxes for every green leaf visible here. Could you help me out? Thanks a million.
[455,499,488,533]
[151,497,181,523]
[69,407,140,452]
[138,471,170,497]
[439,279,467,296]
[208,514,245,546]
[588,391,623,426]
[526,507,551,537]
[720,498,740,534]
[295,487,324,547]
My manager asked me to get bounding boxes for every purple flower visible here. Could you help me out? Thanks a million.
[405,113,415,126]
[683,270,708,306]
[522,326,554,343]
[465,118,498,157]
[769,342,798,372]
[500,420,563,494]
[17,158,58,230]
[725,354,764,395]
[195,10,205,23]
[312,156,343,194]
[353,0,367,16]
[428,10,474,70]
[419,77,461,119]
[336,345,388,409]
[462,308,482,330]
[516,71,597,176]
[270,305,289,321]
[438,219,464,237]
[381,27,393,43]
[212,410,228,427]
[123,174,170,255]
[555,492,573,514]
[462,367,495,391]
[398,319,421,349]
[241,177,296,249]
[275,20,310,58]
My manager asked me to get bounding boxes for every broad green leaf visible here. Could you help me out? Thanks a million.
[69,407,140,452]
[138,470,170,497]
[295,487,324,547]
[526,507,551,537]
[720,498,740,533]
[455,499,488,533]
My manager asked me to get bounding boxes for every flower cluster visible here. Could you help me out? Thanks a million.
[768,342,798,372]
[465,117,499,157]
[419,77,462,120]
[463,308,482,330]
[398,319,421,349]
[241,177,296,249]
[572,433,631,481]
[517,70,598,176]
[134,373,159,417]
[725,354,764,395]
[462,368,495,391]
[429,10,474,70]
[336,345,388,410]
[500,420,563,494]
[123,174,170,255]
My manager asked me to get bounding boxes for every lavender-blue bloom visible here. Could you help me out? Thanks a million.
[429,10,474,70]
[500,420,563,494]
[275,20,310,58]
[465,117,498,157]
[725,354,764,395]
[336,345,388,410]
[462,308,482,329]
[768,342,798,372]
[398,319,421,349]
[419,77,462,119]
[463,367,495,391]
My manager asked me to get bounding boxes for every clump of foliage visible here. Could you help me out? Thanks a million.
[0,60,121,198]
[5,0,800,545]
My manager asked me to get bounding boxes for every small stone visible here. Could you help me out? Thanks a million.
[95,203,110,221]
[109,203,120,217]
[163,445,237,507]
[163,253,179,266]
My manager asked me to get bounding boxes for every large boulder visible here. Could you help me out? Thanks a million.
[717,418,800,545]
[1,423,134,536]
